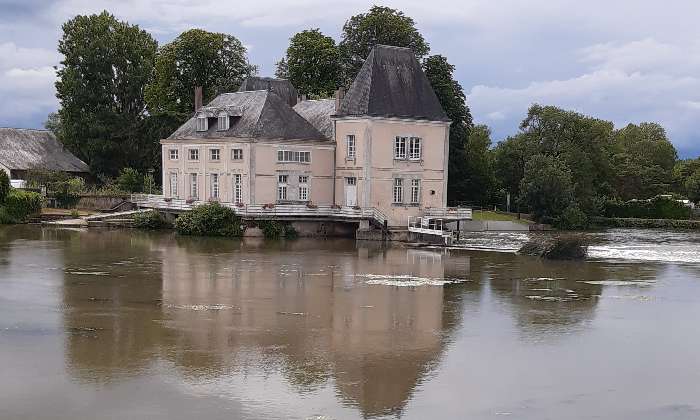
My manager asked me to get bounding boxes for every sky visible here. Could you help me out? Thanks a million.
[1,0,699,157]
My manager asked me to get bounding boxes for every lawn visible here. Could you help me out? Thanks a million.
[472,210,532,224]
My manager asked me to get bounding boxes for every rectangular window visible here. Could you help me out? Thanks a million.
[393,178,403,204]
[217,114,229,131]
[190,173,198,199]
[233,174,242,204]
[189,149,199,161]
[346,135,356,159]
[298,175,308,184]
[298,175,309,201]
[231,148,243,160]
[196,116,208,132]
[346,177,356,186]
[169,173,178,197]
[169,149,178,160]
[277,150,311,163]
[210,173,219,199]
[411,179,421,204]
[394,137,407,159]
[210,149,220,161]
[277,175,288,201]
[409,137,422,160]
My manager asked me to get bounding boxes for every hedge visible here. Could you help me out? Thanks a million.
[591,217,700,229]
[2,190,42,222]
[257,220,298,239]
[174,202,242,237]
[133,211,170,230]
[604,197,692,220]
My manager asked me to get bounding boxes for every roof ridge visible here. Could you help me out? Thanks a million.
[373,44,413,51]
[0,127,50,132]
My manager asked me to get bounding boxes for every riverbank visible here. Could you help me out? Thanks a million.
[592,216,700,229]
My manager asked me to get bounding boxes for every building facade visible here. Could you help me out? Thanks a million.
[161,45,451,227]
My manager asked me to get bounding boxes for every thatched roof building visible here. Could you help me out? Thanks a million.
[0,128,89,178]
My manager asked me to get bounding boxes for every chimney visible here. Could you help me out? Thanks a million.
[334,87,345,112]
[194,86,203,112]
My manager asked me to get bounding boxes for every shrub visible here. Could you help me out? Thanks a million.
[519,235,588,260]
[174,202,242,237]
[133,211,169,229]
[604,196,692,220]
[116,168,143,193]
[0,169,9,203]
[555,204,589,230]
[257,220,297,239]
[0,207,17,224]
[3,190,42,221]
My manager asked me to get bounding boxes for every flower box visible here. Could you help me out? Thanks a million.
[186,198,196,204]
[331,204,342,210]
[235,202,245,208]
[164,197,172,203]
[306,202,318,209]
[263,203,275,210]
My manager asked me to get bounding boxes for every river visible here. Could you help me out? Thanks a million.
[1,226,699,419]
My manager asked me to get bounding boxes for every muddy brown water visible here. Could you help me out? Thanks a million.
[1,225,700,419]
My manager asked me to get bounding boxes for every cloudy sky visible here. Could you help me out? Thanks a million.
[1,0,699,156]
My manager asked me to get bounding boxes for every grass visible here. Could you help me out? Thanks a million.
[472,210,532,224]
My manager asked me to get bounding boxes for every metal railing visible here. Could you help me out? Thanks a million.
[424,207,473,220]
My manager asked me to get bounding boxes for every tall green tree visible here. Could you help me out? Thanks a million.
[493,134,529,207]
[423,55,473,204]
[145,29,256,116]
[55,11,157,177]
[519,154,574,223]
[340,6,430,83]
[280,29,342,97]
[464,125,496,204]
[612,122,677,200]
[274,57,289,79]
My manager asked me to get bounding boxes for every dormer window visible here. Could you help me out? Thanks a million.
[217,112,229,131]
[196,116,208,132]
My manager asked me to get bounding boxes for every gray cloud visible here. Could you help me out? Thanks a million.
[1,0,698,156]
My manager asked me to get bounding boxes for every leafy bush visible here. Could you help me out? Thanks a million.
[0,207,17,224]
[0,169,9,203]
[257,220,297,239]
[133,211,169,229]
[591,217,700,229]
[604,196,692,220]
[116,168,143,193]
[555,204,589,230]
[3,190,42,221]
[174,203,242,237]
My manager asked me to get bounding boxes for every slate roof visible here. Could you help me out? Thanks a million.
[168,90,327,142]
[293,99,335,140]
[0,128,89,173]
[336,45,449,122]
[238,77,298,107]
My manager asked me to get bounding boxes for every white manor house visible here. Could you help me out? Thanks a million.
[143,45,471,230]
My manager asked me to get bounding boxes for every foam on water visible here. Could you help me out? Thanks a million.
[358,274,468,287]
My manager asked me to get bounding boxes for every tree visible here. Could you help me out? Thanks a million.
[518,104,615,215]
[145,29,256,116]
[519,154,574,223]
[116,167,143,193]
[281,29,342,97]
[612,123,677,200]
[0,169,9,204]
[463,125,496,204]
[423,55,473,204]
[684,170,700,203]
[55,11,157,177]
[340,6,430,83]
[275,57,289,79]
[493,134,529,207]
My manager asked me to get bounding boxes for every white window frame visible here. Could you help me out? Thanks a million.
[394,137,407,159]
[231,148,243,160]
[217,113,229,131]
[409,137,422,160]
[169,149,179,160]
[189,149,199,161]
[196,116,208,132]
[210,148,220,161]
[393,178,404,204]
[190,173,198,199]
[346,177,357,186]
[410,179,421,204]
[277,175,288,201]
[233,174,243,204]
[277,150,311,163]
[298,175,309,201]
[169,172,178,198]
[210,173,219,199]
[346,135,356,159]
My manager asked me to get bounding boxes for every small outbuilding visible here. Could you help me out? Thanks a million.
[0,128,89,182]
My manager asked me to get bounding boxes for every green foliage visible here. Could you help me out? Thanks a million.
[275,57,289,79]
[591,217,700,229]
[555,204,589,230]
[612,123,677,200]
[145,29,256,116]
[257,220,297,239]
[493,135,528,204]
[116,168,143,193]
[282,29,342,96]
[0,169,9,204]
[518,154,574,223]
[340,6,430,83]
[463,124,496,204]
[55,11,157,177]
[423,55,475,204]
[24,169,83,208]
[174,203,242,237]
[604,196,692,220]
[0,207,17,225]
[3,190,42,221]
[133,211,169,230]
